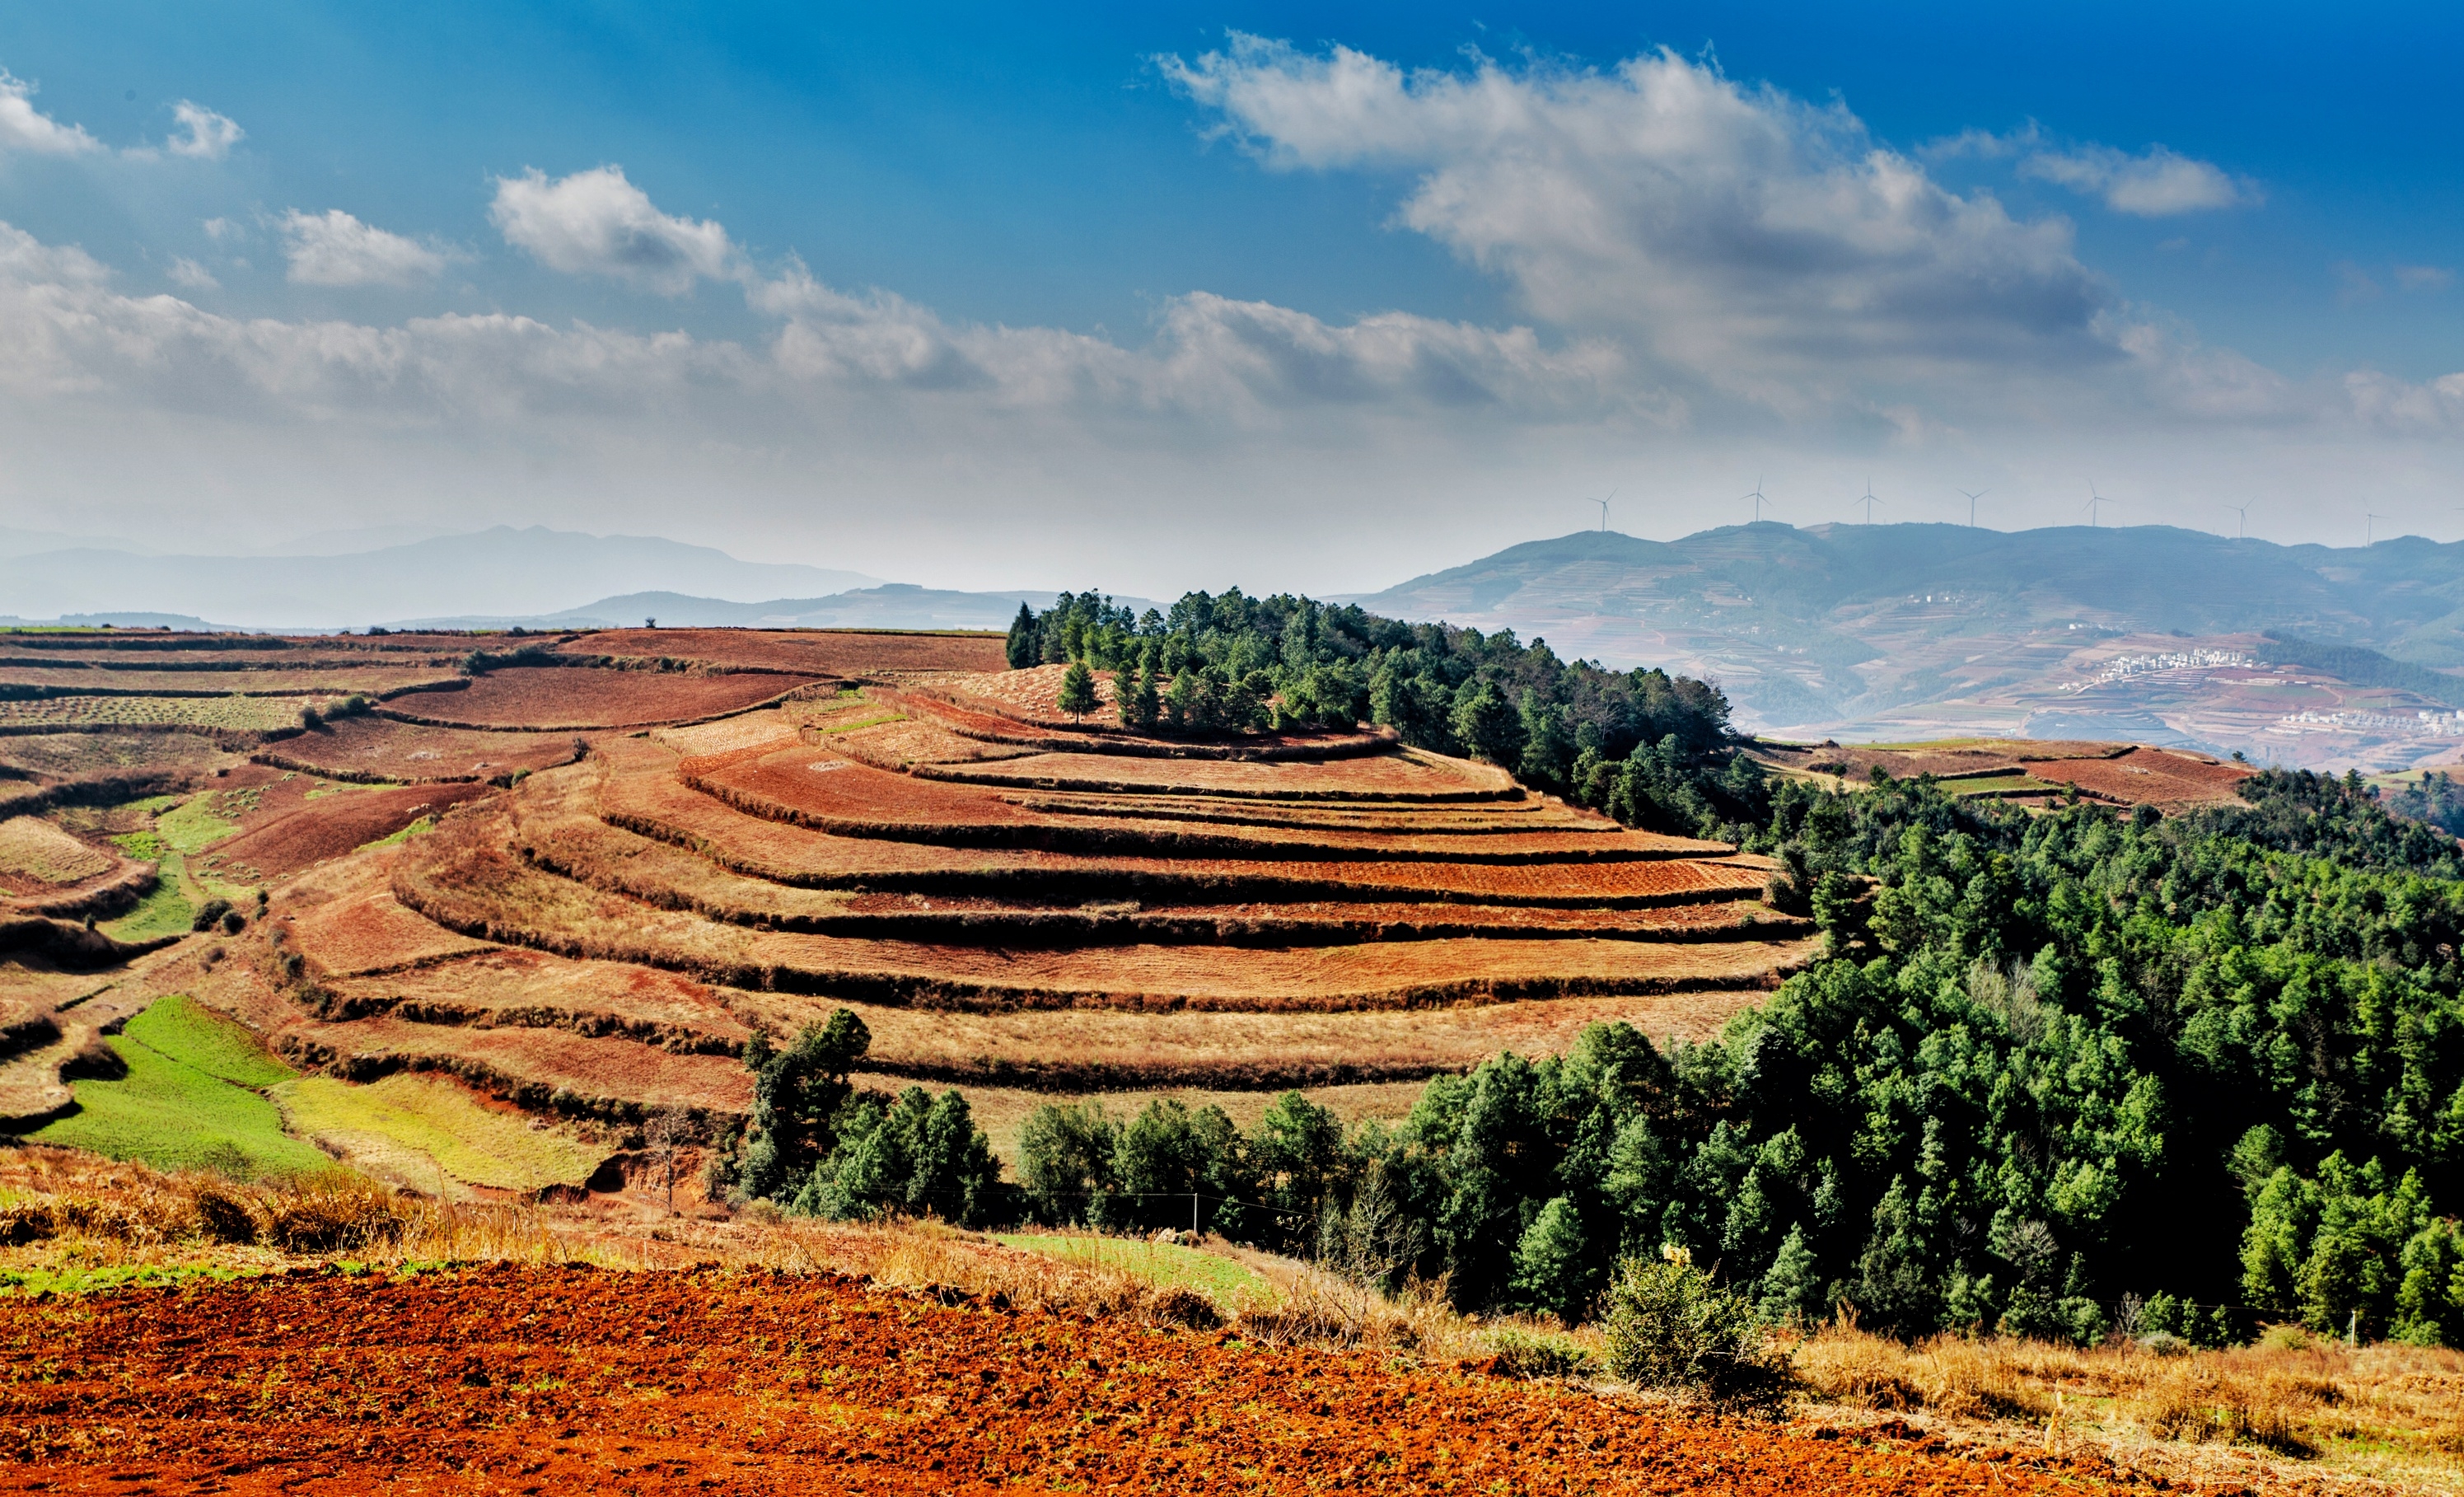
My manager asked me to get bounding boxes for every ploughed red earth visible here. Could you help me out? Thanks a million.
[0,1265,2167,1495]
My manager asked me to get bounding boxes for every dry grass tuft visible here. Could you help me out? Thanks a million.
[1792,1322,2464,1494]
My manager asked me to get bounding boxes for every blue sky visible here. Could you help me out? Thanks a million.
[0,2,2460,593]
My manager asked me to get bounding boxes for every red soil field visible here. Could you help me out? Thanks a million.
[924,745,1514,800]
[394,828,1811,1009]
[255,716,584,783]
[597,752,1764,905]
[0,1265,2135,1496]
[0,665,462,696]
[208,781,491,881]
[560,626,1008,676]
[2017,746,2252,807]
[694,747,1695,863]
[386,667,825,729]
[282,848,497,975]
[881,685,1393,761]
[316,946,750,1055]
[275,1012,754,1115]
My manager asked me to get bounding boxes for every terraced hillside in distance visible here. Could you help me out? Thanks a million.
[0,622,1820,1183]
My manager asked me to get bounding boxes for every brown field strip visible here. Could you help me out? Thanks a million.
[2017,746,2252,807]
[556,625,1008,675]
[692,746,1705,863]
[598,750,1765,905]
[393,817,1812,1012]
[879,685,1394,762]
[377,667,828,730]
[0,665,465,697]
[316,947,751,1055]
[521,776,1786,944]
[274,1013,755,1119]
[253,715,587,783]
[912,742,1513,799]
[726,985,1778,1090]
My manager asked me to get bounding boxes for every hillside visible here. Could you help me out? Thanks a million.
[1355,522,2464,766]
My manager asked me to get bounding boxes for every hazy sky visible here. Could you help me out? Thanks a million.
[2,2,2462,596]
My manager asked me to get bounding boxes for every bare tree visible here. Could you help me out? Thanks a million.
[643,1106,692,1215]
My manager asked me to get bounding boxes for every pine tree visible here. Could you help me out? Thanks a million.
[1057,659,1099,723]
[1126,661,1162,734]
[1003,602,1038,670]
[1509,1196,1592,1323]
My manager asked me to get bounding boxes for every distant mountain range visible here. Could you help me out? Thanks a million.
[1354,522,2464,766]
[0,526,881,629]
[389,585,1130,633]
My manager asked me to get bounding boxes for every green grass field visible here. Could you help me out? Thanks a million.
[357,814,433,852]
[31,997,330,1181]
[155,793,246,855]
[993,1232,1270,1306]
[101,854,195,941]
[270,1073,605,1193]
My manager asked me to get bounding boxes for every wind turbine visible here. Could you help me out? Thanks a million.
[2083,482,2114,527]
[1591,487,1619,533]
[1741,476,1773,523]
[1957,488,1988,527]
[2223,502,2251,539]
[2367,512,2389,545]
[1857,478,1883,525]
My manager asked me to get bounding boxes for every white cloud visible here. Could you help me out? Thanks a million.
[165,256,218,291]
[201,216,238,242]
[1161,39,2113,404]
[280,209,456,288]
[2396,264,2452,292]
[166,101,241,160]
[2020,143,2256,216]
[489,166,736,295]
[0,70,101,156]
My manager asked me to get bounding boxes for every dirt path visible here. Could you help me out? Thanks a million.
[0,1264,2181,1495]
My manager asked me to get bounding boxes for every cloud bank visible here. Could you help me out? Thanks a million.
[0,44,2457,589]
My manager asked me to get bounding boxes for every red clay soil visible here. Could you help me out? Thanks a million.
[923,746,1514,801]
[0,1265,2155,1496]
[693,748,1686,863]
[560,626,1008,676]
[2017,746,2252,807]
[205,781,493,881]
[0,664,463,696]
[601,762,1760,905]
[385,668,829,730]
[256,716,585,783]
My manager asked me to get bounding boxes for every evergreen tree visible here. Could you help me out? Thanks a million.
[1126,659,1162,734]
[1003,602,1039,670]
[732,1009,871,1201]
[1448,681,1525,766]
[1510,1196,1592,1322]
[1057,659,1099,723]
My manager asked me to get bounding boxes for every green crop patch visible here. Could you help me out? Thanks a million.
[125,994,294,1088]
[101,854,194,941]
[358,814,434,852]
[271,1073,605,1193]
[993,1232,1269,1306]
[32,1008,330,1182]
[155,793,245,855]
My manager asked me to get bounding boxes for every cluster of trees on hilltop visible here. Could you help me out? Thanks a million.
[1006,588,1765,840]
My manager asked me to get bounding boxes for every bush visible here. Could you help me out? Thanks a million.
[189,897,233,933]
[1602,1251,1793,1410]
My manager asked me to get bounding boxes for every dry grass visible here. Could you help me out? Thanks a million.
[1793,1323,2464,1495]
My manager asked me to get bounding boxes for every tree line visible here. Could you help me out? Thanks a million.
[1008,587,1762,840]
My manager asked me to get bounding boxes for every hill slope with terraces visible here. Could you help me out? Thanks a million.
[0,622,1813,1186]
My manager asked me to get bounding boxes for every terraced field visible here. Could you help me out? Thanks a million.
[2,625,1809,1176]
